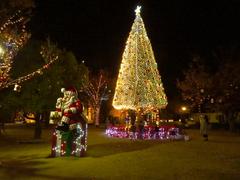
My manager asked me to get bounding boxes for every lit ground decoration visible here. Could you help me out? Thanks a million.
[106,125,184,140]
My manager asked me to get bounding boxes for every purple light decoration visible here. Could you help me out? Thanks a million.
[105,125,184,140]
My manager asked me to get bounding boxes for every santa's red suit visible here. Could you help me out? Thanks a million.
[56,87,84,131]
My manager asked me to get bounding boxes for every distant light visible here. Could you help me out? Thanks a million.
[210,98,214,103]
[82,60,85,64]
[0,46,4,55]
[14,84,21,92]
[181,106,187,111]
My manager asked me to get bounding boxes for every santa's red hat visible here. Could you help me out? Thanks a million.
[61,86,78,97]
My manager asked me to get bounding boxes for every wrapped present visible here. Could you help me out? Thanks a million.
[51,123,87,157]
[49,111,62,124]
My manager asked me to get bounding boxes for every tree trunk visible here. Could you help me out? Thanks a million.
[0,119,4,136]
[229,120,235,132]
[94,106,100,127]
[34,113,42,139]
[225,111,237,132]
[43,111,50,128]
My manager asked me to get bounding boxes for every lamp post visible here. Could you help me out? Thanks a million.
[180,106,188,124]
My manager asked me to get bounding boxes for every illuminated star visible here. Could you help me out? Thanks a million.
[135,6,141,16]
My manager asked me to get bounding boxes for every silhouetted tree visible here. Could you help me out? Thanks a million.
[82,70,109,126]
[177,54,240,131]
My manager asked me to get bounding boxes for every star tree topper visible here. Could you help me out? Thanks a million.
[135,6,141,16]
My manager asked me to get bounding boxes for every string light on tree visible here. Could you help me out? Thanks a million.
[113,6,168,112]
[13,83,21,92]
[0,10,30,87]
[0,46,4,55]
[0,10,60,90]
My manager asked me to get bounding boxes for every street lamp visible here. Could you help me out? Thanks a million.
[181,106,187,112]
[179,106,188,124]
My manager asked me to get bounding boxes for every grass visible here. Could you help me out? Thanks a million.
[0,124,240,180]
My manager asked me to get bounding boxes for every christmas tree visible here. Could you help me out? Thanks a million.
[113,6,167,112]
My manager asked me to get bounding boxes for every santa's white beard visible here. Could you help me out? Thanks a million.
[62,96,76,109]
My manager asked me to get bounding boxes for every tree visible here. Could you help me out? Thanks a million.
[177,55,240,131]
[177,58,213,113]
[81,70,108,126]
[0,0,34,23]
[0,8,58,135]
[0,10,31,88]
[212,61,240,131]
[0,2,58,91]
[112,6,167,114]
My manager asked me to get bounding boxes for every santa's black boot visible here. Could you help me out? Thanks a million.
[56,123,69,132]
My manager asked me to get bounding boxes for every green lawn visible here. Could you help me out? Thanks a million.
[0,124,240,180]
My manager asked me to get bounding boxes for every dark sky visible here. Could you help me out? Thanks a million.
[30,0,240,100]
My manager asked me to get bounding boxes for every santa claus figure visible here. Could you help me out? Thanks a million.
[51,87,87,157]
[55,87,83,131]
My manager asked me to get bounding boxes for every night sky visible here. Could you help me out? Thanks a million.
[29,0,240,102]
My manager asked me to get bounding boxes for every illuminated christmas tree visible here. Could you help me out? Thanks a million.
[113,6,167,112]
